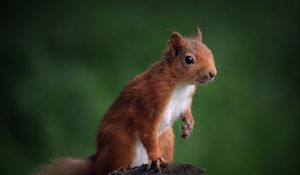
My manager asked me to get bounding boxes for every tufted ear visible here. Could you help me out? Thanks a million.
[195,26,202,42]
[168,32,185,57]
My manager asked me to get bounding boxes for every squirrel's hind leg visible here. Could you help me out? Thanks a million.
[159,127,174,162]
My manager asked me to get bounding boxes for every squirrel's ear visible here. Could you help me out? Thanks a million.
[195,27,203,42]
[168,32,185,56]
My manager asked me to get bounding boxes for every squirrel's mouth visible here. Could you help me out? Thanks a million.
[196,76,214,85]
[196,79,209,85]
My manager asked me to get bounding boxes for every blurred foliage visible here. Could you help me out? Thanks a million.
[1,0,299,175]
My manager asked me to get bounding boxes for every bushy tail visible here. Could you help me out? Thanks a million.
[34,157,95,175]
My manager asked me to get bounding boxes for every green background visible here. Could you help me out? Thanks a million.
[1,0,299,175]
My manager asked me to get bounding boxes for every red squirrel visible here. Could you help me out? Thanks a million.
[36,27,217,175]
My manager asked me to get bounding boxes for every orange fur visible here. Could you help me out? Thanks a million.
[35,27,217,175]
[34,157,95,175]
[159,127,175,161]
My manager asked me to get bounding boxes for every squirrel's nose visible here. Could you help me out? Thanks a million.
[208,72,216,80]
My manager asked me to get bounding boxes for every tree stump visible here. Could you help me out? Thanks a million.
[108,163,205,175]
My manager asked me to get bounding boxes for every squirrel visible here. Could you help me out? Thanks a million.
[35,27,217,175]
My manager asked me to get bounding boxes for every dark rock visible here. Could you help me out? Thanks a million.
[108,163,205,175]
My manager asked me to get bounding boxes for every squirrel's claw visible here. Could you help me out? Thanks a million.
[147,157,168,172]
[146,160,152,171]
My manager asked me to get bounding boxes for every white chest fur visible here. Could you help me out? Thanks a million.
[159,83,195,133]
[131,136,148,167]
[131,83,195,167]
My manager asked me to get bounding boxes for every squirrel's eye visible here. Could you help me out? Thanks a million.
[185,56,194,64]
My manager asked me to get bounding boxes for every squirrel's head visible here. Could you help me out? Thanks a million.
[164,27,217,85]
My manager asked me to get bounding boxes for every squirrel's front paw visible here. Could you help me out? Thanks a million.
[181,113,194,139]
[146,157,168,172]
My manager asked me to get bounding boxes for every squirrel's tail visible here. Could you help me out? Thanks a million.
[34,157,95,175]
